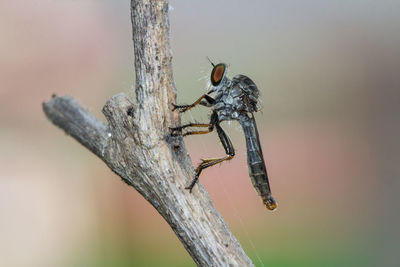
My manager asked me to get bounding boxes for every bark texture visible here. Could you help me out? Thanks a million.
[42,1,254,266]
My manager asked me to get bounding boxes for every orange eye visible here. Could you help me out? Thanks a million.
[211,63,226,86]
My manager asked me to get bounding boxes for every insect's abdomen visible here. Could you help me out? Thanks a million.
[240,115,277,210]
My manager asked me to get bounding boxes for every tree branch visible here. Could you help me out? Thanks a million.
[42,0,254,266]
[42,95,108,158]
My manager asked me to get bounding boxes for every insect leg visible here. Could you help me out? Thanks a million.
[182,129,212,137]
[186,123,235,192]
[199,95,216,107]
[215,124,235,157]
[172,95,215,112]
[170,123,211,136]
[170,110,218,137]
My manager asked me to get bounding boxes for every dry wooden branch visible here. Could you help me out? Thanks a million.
[42,0,254,266]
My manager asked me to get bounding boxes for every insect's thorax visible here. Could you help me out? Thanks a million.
[212,74,260,122]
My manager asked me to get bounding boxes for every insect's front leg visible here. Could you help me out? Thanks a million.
[172,94,215,112]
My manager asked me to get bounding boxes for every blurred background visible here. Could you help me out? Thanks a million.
[1,0,399,266]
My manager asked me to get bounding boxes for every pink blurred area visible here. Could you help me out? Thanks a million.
[1,0,400,266]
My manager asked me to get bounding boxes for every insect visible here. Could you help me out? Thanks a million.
[171,60,277,210]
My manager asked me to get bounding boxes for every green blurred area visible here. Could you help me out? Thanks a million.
[1,0,399,266]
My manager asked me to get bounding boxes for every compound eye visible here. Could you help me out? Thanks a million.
[211,63,226,86]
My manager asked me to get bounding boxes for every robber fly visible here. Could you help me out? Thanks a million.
[171,61,277,210]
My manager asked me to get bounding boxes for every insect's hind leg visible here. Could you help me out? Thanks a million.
[186,123,235,192]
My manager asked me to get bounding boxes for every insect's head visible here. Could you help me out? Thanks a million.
[207,57,227,87]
